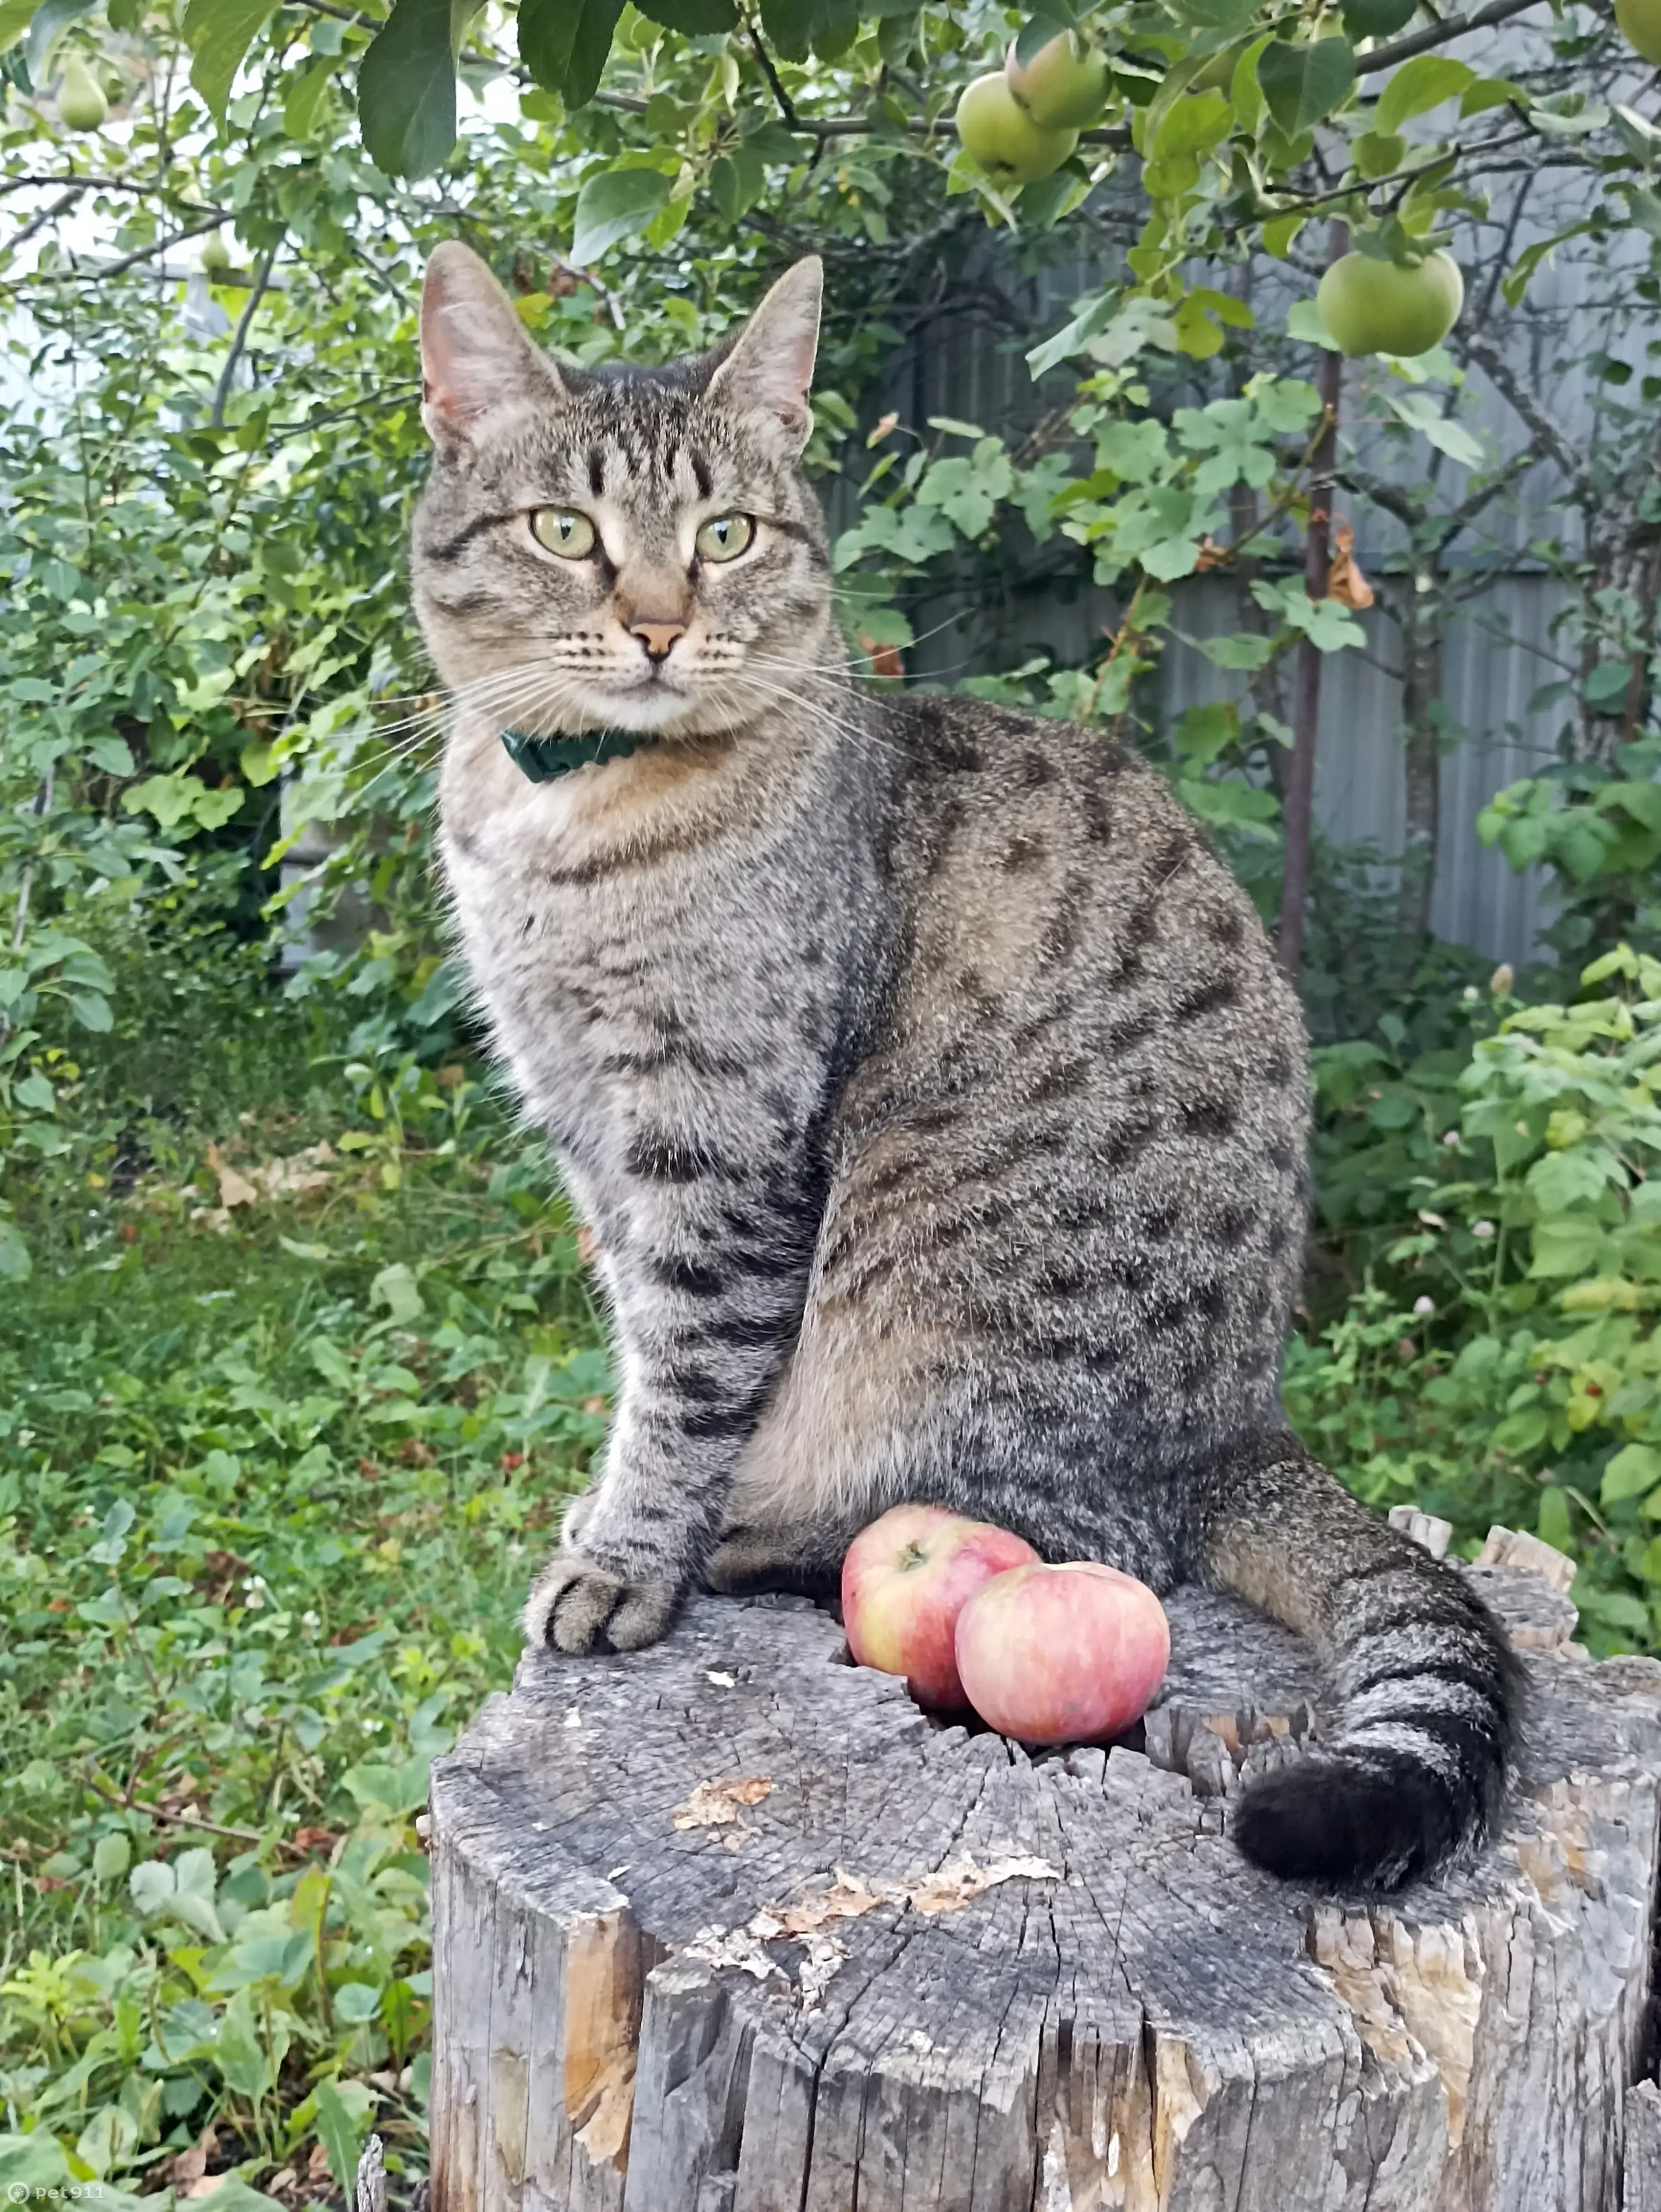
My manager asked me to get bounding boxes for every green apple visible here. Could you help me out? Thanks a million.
[1003,32,1110,131]
[1316,249,1464,358]
[57,54,108,133]
[955,73,1078,185]
[1617,0,1661,64]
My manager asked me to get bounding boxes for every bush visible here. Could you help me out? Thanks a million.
[1289,944,1661,1655]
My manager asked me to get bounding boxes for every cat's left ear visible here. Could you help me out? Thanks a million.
[421,241,565,451]
[705,257,822,450]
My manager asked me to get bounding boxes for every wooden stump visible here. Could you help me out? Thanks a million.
[426,1548,1661,2212]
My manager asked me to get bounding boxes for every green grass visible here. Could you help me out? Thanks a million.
[0,1049,609,2208]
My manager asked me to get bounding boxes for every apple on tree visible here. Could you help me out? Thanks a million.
[1003,31,1110,131]
[953,73,1079,188]
[1617,0,1661,65]
[841,1503,1038,1709]
[1316,248,1464,360]
[953,1561,1170,1746]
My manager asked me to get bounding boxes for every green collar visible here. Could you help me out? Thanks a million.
[500,727,654,782]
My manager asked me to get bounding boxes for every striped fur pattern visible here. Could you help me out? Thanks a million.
[412,242,1519,1889]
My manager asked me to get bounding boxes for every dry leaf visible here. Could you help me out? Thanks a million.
[1193,533,1232,573]
[1326,521,1374,611]
[859,633,905,681]
[796,1930,848,2012]
[683,1923,777,1979]
[205,1142,258,1209]
[671,1776,774,1830]
[769,1868,885,1936]
[576,1225,601,1266]
[170,2145,208,2188]
[900,1853,1062,1916]
[255,1143,334,1200]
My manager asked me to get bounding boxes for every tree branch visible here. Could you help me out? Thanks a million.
[590,86,1128,145]
[743,11,799,130]
[1356,0,1545,77]
[1461,329,1586,485]
[210,239,280,428]
[4,210,226,287]
[0,188,82,264]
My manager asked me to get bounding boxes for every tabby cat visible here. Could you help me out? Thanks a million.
[411,241,1518,1890]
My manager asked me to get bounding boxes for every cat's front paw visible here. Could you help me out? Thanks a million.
[523,1553,679,1654]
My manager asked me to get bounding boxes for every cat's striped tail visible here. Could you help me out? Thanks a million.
[1197,1433,1522,1890]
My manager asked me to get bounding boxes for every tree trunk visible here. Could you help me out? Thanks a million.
[427,1541,1661,2212]
[1396,571,1445,941]
[1277,224,1347,983]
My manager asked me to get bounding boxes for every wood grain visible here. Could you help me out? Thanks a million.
[428,1559,1661,2212]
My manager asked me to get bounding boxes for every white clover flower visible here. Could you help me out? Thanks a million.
[1473,1220,1495,1239]
[1413,1295,1435,1315]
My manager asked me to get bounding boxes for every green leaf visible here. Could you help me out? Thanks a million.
[1386,389,1483,465]
[642,0,736,28]
[24,0,92,80]
[1193,631,1275,672]
[370,1260,424,1325]
[1287,296,1341,349]
[93,1832,132,1883]
[1352,129,1404,179]
[520,0,626,105]
[314,2078,368,2195]
[1529,1220,1611,1278]
[0,1218,30,1283]
[1151,92,1232,159]
[1461,76,1520,116]
[86,735,134,776]
[1257,35,1354,140]
[0,0,41,56]
[1500,219,1598,308]
[182,0,277,122]
[1026,293,1117,378]
[1603,1443,1661,1506]
[1340,0,1412,29]
[358,0,478,179]
[570,166,672,264]
[214,1987,278,2100]
[1375,54,1474,136]
[283,51,341,137]
[1584,661,1632,707]
[341,1753,432,1817]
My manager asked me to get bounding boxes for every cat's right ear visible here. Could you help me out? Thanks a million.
[420,242,565,452]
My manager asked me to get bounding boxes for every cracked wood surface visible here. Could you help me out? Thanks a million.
[428,1573,1661,2212]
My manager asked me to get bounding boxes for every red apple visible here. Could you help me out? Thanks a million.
[953,1561,1170,1744]
[841,1504,1040,1710]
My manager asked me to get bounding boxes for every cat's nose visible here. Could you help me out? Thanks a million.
[631,619,687,662]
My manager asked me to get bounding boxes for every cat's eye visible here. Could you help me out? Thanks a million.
[531,509,597,559]
[696,514,753,563]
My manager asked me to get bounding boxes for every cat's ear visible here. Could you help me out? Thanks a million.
[420,241,565,451]
[706,257,822,450]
